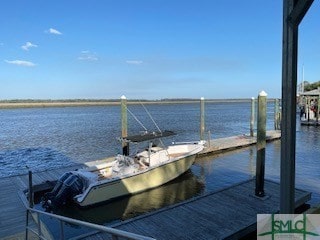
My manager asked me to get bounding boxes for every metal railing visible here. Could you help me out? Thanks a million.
[19,191,155,240]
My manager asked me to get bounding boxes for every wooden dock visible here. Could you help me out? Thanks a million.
[200,130,280,155]
[82,179,311,240]
[300,119,320,126]
[0,165,83,240]
[0,131,281,239]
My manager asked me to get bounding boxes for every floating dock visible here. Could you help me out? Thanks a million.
[81,179,311,240]
[200,130,280,155]
[300,119,320,126]
[0,165,82,240]
[0,131,281,239]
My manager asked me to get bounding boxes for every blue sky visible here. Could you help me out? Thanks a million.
[0,1,319,100]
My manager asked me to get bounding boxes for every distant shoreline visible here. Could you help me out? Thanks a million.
[0,98,277,109]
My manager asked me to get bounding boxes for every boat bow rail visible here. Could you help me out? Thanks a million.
[172,140,206,146]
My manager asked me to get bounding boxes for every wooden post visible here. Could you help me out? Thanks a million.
[121,95,129,156]
[277,110,281,130]
[307,97,310,122]
[207,130,211,148]
[200,97,205,140]
[28,170,33,208]
[274,99,280,130]
[250,97,255,137]
[317,87,320,123]
[274,99,277,130]
[255,91,267,197]
[277,99,281,130]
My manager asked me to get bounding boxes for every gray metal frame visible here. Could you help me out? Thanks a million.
[280,0,314,213]
[19,192,155,240]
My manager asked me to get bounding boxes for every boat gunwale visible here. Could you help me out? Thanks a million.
[75,144,203,205]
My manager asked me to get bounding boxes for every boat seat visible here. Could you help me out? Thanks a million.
[98,168,112,179]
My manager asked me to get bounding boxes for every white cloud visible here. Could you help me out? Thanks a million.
[78,50,98,61]
[21,42,38,51]
[5,60,36,67]
[126,60,143,65]
[46,28,62,35]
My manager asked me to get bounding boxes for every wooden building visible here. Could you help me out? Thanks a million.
[298,87,320,124]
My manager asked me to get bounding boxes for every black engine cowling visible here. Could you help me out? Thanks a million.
[42,172,84,209]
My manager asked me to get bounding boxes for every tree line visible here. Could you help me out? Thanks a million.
[304,81,320,91]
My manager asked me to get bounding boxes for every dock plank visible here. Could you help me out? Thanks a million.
[84,179,310,240]
[200,130,280,155]
[0,164,83,239]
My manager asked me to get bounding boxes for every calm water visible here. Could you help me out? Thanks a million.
[1,102,319,237]
[0,102,275,176]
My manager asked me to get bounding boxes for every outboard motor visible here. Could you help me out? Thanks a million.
[42,172,84,209]
[42,172,73,201]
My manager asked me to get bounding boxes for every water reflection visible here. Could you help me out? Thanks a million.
[193,149,255,193]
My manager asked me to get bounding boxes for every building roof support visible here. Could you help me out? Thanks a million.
[280,0,314,214]
[288,0,314,26]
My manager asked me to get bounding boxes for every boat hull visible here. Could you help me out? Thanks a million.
[76,153,197,207]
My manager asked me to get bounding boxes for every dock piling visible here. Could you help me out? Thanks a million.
[26,170,33,240]
[250,97,255,137]
[274,99,277,130]
[121,95,129,156]
[28,170,33,208]
[200,97,205,140]
[274,98,281,130]
[306,97,310,122]
[207,130,211,148]
[317,88,320,123]
[255,91,267,197]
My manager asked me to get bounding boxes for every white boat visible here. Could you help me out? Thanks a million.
[42,130,205,208]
